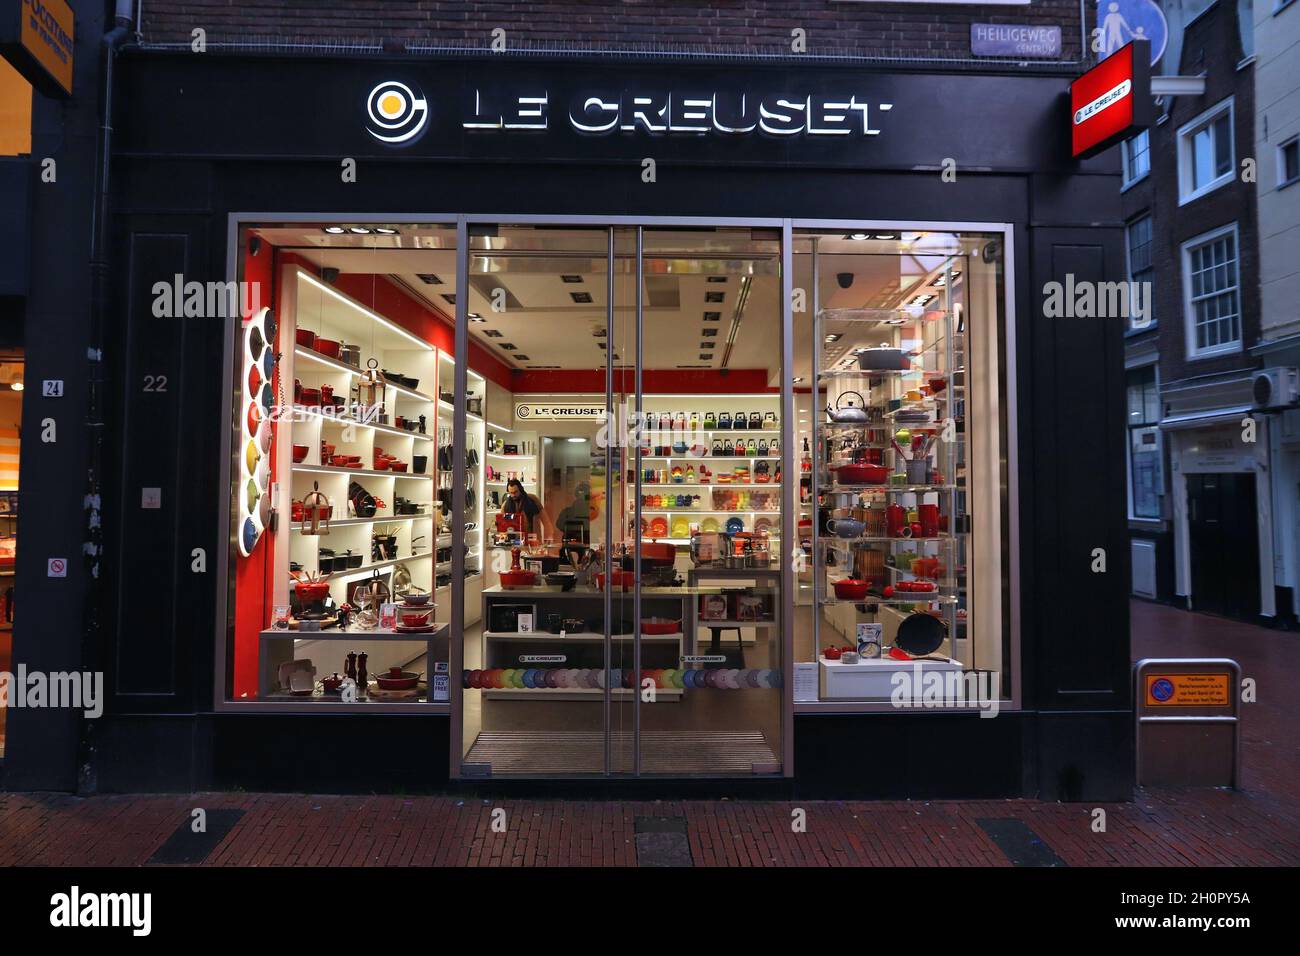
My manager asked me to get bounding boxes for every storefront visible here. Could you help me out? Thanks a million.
[74,50,1134,798]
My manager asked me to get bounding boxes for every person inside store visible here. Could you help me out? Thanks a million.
[555,481,591,544]
[501,478,550,538]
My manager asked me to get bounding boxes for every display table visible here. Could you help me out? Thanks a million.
[818,655,963,700]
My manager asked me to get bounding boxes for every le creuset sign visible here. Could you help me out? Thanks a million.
[368,83,895,146]
[1070,39,1152,159]
[515,403,605,421]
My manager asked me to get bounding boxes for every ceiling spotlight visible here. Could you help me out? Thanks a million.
[469,313,485,323]
[10,382,23,392]
[824,333,842,343]
[373,227,398,235]
[322,226,346,235]
[792,377,804,384]
[849,233,869,241]
[874,233,897,240]
[347,227,371,235]
[567,437,587,443]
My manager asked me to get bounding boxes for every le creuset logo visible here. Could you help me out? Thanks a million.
[365,80,430,145]
[50,886,151,936]
[1072,78,1131,126]
[366,82,894,146]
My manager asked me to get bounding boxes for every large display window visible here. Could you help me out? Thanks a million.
[221,217,1016,769]
[792,228,1014,708]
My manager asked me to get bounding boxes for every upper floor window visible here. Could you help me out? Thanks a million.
[1125,214,1155,331]
[1178,98,1235,204]
[1181,223,1241,359]
[1122,130,1151,188]
[1279,136,1299,188]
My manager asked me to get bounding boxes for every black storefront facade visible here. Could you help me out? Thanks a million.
[8,48,1134,800]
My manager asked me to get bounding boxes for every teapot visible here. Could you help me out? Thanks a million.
[827,389,870,424]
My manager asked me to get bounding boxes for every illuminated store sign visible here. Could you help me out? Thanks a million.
[464,89,893,137]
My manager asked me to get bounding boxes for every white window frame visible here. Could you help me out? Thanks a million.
[1278,135,1300,189]
[1122,130,1151,190]
[1125,361,1163,522]
[1177,97,1236,205]
[1124,212,1156,331]
[1180,222,1243,360]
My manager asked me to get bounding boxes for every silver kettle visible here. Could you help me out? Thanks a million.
[826,389,870,424]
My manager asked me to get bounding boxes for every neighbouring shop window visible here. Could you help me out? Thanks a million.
[1126,214,1155,331]
[1278,136,1299,188]
[1177,98,1235,203]
[1127,365,1162,519]
[1122,131,1150,187]
[793,230,1010,708]
[1182,224,1241,358]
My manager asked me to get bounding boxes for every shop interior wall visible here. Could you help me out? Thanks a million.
[85,151,1132,796]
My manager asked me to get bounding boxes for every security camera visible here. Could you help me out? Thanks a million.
[836,272,854,289]
[321,267,340,284]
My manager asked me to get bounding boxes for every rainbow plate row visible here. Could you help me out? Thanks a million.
[463,668,782,690]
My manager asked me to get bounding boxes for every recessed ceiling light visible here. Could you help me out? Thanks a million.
[322,226,346,235]
[570,291,593,304]
[469,313,485,322]
[698,354,712,360]
[499,343,516,350]
[10,382,23,391]
[702,328,718,337]
[849,233,869,241]
[792,377,804,384]
[373,227,399,235]
[561,275,583,283]
[699,342,714,348]
[567,437,587,443]
[824,333,842,343]
[441,293,456,305]
[484,329,502,338]
[513,354,530,360]
[705,291,724,303]
[348,226,371,235]
[874,233,896,240]
[706,276,727,283]
[703,311,721,321]
[417,273,443,285]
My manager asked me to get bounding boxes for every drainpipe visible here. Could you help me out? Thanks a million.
[78,0,136,795]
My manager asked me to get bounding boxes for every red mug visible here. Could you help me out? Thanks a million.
[919,504,939,537]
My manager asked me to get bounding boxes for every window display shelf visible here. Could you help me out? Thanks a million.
[438,399,483,423]
[821,535,963,545]
[259,624,446,642]
[818,595,959,607]
[298,404,435,442]
[641,455,779,462]
[325,552,433,582]
[293,463,433,481]
[818,367,920,379]
[484,630,683,643]
[390,382,434,403]
[820,483,958,493]
[821,307,951,323]
[292,515,431,529]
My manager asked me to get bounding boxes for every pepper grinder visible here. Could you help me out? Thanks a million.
[418,414,427,435]
[345,651,357,682]
[357,652,368,695]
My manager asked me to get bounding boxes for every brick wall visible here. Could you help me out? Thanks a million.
[139,0,1086,63]
[1121,0,1259,389]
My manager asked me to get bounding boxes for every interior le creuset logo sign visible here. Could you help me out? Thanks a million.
[365,80,430,145]
[515,403,605,421]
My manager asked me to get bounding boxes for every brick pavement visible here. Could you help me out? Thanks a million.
[0,601,1295,867]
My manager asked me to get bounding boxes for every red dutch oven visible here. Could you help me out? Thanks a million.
[830,462,890,485]
[832,577,870,600]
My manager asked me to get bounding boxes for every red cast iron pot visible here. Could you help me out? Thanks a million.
[315,338,341,358]
[500,569,538,588]
[377,668,420,691]
[832,577,871,600]
[292,444,309,463]
[295,329,316,349]
[831,462,890,485]
[596,570,635,591]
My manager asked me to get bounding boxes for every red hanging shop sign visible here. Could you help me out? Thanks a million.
[1070,40,1153,160]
